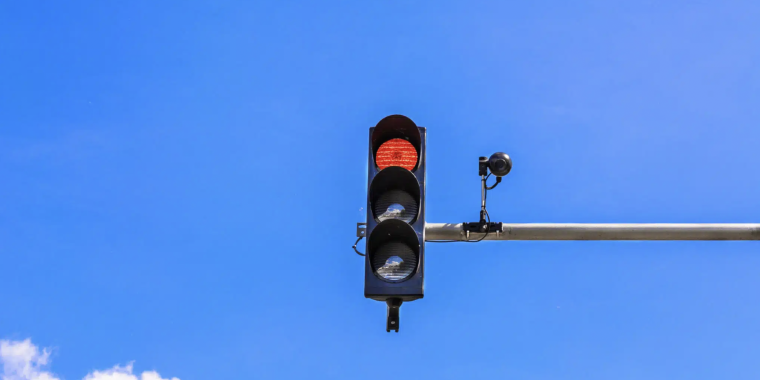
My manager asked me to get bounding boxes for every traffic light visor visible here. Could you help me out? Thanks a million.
[369,167,421,224]
[372,115,421,170]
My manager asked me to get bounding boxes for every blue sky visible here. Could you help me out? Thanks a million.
[1,1,759,379]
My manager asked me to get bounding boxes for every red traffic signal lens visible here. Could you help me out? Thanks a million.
[376,138,418,170]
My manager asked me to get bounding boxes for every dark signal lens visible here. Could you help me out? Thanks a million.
[367,220,421,283]
[376,138,418,170]
[374,189,417,223]
[371,241,418,282]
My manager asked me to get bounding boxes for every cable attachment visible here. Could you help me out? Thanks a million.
[353,237,365,256]
[485,176,501,190]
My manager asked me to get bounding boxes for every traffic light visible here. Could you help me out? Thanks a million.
[364,115,426,332]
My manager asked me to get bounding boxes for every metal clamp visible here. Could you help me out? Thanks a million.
[463,222,503,234]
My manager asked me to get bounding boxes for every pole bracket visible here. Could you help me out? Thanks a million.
[356,223,367,238]
[386,298,402,332]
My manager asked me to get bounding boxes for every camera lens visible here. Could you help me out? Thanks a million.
[488,152,512,177]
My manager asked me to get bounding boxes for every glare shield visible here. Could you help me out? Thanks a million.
[369,167,420,224]
[371,115,421,171]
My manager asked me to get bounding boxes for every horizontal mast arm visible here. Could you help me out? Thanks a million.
[425,223,760,241]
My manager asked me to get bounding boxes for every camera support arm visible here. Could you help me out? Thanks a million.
[426,223,760,241]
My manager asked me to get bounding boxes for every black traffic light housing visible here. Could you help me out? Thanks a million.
[365,115,426,332]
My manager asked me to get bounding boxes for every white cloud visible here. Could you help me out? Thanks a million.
[82,363,178,380]
[0,339,178,380]
[0,339,59,380]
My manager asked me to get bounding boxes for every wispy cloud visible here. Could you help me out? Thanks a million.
[0,339,178,380]
[82,363,178,380]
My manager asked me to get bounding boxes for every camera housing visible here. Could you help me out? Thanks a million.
[488,152,512,177]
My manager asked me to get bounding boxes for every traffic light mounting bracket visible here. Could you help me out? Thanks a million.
[386,298,402,332]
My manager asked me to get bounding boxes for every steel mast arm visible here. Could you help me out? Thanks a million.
[425,223,760,241]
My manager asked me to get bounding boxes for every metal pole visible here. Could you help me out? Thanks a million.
[479,175,486,224]
[425,223,760,241]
